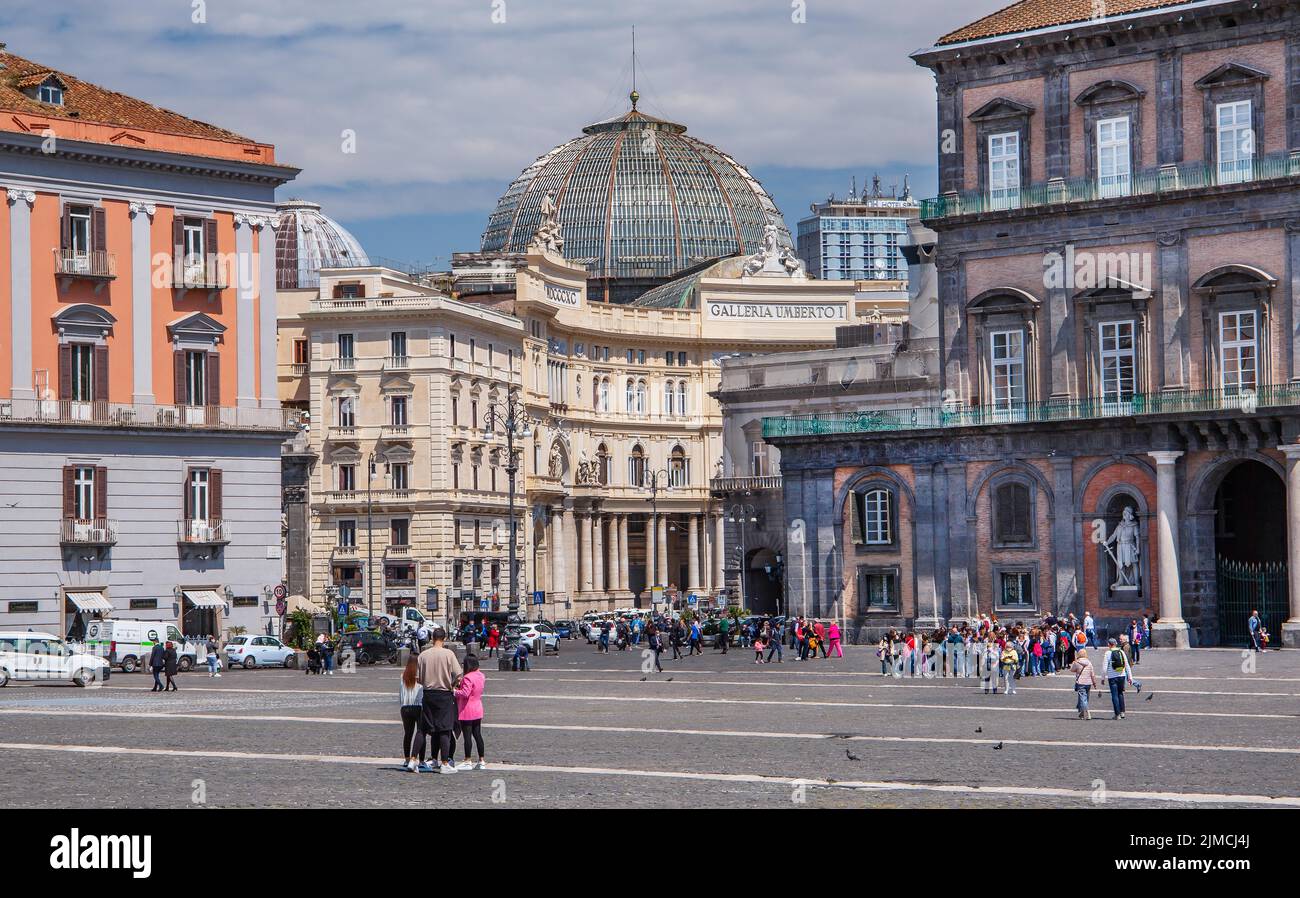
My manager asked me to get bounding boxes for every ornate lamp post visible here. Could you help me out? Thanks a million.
[727,502,757,611]
[482,394,534,617]
[644,467,671,611]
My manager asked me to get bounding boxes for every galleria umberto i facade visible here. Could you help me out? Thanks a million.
[279,223,881,622]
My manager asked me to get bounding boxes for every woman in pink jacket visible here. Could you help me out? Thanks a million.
[826,621,843,658]
[454,653,487,770]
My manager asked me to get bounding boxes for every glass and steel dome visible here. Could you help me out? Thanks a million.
[275,198,370,288]
[480,97,791,302]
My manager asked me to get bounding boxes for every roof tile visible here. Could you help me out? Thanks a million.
[937,0,1198,47]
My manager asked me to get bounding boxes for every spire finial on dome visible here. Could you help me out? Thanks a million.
[630,25,639,109]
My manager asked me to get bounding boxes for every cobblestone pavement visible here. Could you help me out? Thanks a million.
[1,643,1297,808]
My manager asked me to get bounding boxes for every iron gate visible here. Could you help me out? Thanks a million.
[1215,557,1288,646]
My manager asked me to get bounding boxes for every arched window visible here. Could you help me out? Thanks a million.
[668,445,689,487]
[664,380,675,416]
[993,480,1033,546]
[626,378,635,413]
[598,377,609,412]
[635,379,647,415]
[597,443,610,485]
[676,381,688,417]
[628,444,646,487]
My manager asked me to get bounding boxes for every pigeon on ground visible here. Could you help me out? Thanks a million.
[845,749,861,761]
[639,676,647,682]
[1146,692,1154,701]
[666,677,673,681]
[975,726,983,733]
[993,742,1004,750]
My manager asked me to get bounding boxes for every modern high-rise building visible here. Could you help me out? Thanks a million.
[0,48,298,642]
[796,175,920,284]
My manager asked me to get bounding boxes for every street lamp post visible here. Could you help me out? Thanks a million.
[483,395,534,619]
[366,455,376,616]
[727,502,757,611]
[644,467,670,612]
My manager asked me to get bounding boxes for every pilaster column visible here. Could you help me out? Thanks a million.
[1280,446,1300,646]
[593,513,605,594]
[606,514,618,595]
[7,188,36,401]
[581,511,594,593]
[713,512,725,597]
[687,513,701,593]
[1148,450,1190,648]
[565,508,578,599]
[550,507,566,597]
[657,513,669,590]
[254,216,280,408]
[618,515,630,592]
[646,513,657,589]
[129,201,157,404]
[233,215,258,408]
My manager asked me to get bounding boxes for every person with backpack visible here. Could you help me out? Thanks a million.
[1070,647,1096,719]
[1103,637,1139,719]
[1041,626,1056,675]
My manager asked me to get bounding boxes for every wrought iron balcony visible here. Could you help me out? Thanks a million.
[171,257,228,291]
[60,518,118,546]
[710,475,784,493]
[921,150,1300,221]
[53,249,116,288]
[763,383,1300,439]
[178,518,231,546]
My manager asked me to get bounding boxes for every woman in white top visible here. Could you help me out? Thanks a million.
[1070,648,1096,720]
[399,655,426,771]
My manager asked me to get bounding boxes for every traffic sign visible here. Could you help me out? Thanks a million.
[275,598,287,616]
[480,599,490,611]
[338,584,351,600]
[273,584,287,600]
[533,590,545,606]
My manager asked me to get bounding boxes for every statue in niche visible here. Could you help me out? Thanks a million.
[1103,506,1141,590]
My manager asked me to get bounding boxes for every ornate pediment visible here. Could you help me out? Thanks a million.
[967,97,1034,121]
[1194,62,1270,89]
[966,287,1040,312]
[53,303,116,341]
[167,311,225,346]
[1074,79,1146,106]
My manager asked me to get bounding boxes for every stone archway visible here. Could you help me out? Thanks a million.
[745,547,782,616]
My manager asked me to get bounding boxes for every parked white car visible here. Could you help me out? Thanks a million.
[516,622,560,655]
[0,631,111,687]
[224,635,297,669]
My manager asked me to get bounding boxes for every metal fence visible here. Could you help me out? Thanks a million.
[1216,557,1288,647]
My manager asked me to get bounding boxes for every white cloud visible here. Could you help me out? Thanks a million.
[0,0,980,222]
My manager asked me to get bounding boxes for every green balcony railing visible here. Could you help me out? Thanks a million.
[762,383,1300,440]
[920,151,1300,220]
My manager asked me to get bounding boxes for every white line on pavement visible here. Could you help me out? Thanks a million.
[1,707,1297,756]
[1,740,1296,806]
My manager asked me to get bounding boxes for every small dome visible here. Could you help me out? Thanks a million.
[276,199,370,288]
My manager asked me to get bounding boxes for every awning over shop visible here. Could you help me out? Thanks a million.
[65,591,113,612]
[287,594,326,615]
[182,589,226,609]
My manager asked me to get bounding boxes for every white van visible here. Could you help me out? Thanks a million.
[84,619,197,673]
[374,606,434,634]
[0,631,111,687]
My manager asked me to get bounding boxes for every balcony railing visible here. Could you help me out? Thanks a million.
[711,475,784,493]
[178,518,231,545]
[921,150,1300,220]
[0,397,301,433]
[333,544,358,557]
[53,249,116,281]
[60,518,118,546]
[763,383,1300,439]
[385,355,411,370]
[332,358,357,372]
[386,544,412,557]
[172,258,229,291]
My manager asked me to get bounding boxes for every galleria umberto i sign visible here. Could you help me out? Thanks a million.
[706,301,849,322]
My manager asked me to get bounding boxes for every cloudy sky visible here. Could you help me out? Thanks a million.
[1,0,987,266]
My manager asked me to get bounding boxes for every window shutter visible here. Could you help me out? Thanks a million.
[60,206,71,251]
[174,351,187,405]
[355,283,366,298]
[206,352,221,407]
[850,491,865,544]
[172,216,185,254]
[93,344,109,402]
[58,344,72,400]
[332,284,344,299]
[204,218,218,257]
[887,491,897,544]
[62,465,75,519]
[1014,484,1031,540]
[183,468,194,521]
[95,466,108,520]
[91,207,107,253]
[209,468,224,521]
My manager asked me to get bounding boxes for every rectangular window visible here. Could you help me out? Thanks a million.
[339,520,357,548]
[750,441,767,477]
[862,490,892,545]
[189,469,210,521]
[185,351,206,407]
[182,218,205,266]
[455,520,463,546]
[390,396,408,427]
[70,343,94,402]
[391,518,409,547]
[68,205,92,257]
[1096,117,1131,198]
[472,562,482,588]
[391,463,409,491]
[337,397,355,428]
[474,520,481,546]
[1216,100,1254,185]
[488,344,494,368]
[338,464,356,492]
[337,333,355,361]
[665,351,675,366]
[999,570,1035,609]
[1220,310,1258,394]
[626,348,634,364]
[678,351,687,367]
[858,567,899,610]
[989,330,1026,409]
[390,332,407,360]
[637,350,646,365]
[453,560,464,587]
[293,338,309,365]
[988,132,1021,210]
[73,466,95,520]
[1098,320,1137,406]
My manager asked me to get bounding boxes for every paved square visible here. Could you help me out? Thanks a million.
[1,642,1297,808]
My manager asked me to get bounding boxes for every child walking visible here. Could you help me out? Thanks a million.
[454,653,487,770]
[753,636,766,664]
